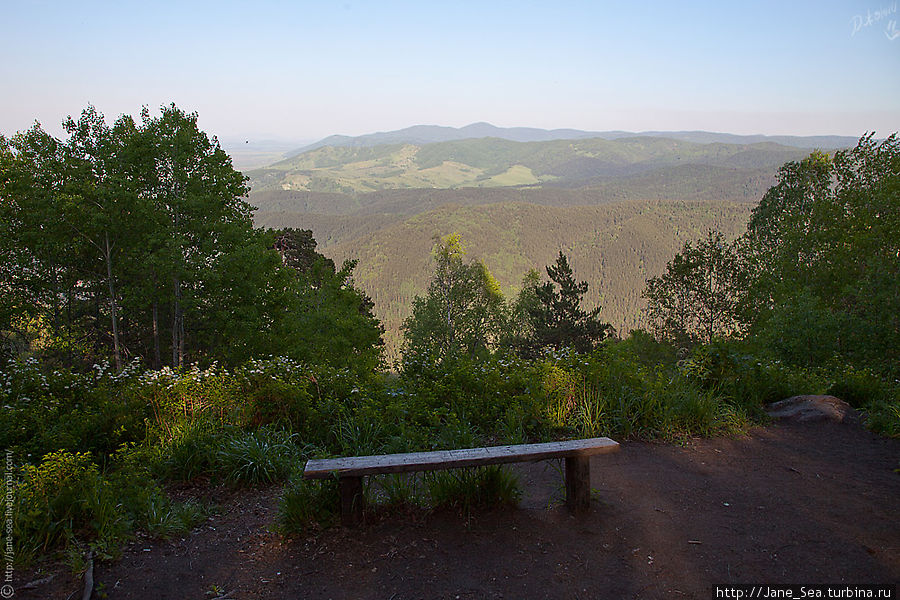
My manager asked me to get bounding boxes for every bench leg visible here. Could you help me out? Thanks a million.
[565,455,591,514]
[340,476,365,526]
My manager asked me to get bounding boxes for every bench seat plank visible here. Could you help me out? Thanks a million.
[304,437,619,479]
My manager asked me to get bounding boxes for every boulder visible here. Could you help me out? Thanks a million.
[766,395,856,423]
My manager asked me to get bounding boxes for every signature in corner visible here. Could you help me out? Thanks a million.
[886,19,900,40]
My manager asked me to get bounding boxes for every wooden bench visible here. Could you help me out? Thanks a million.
[303,437,620,525]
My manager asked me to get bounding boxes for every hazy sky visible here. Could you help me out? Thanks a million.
[3,0,899,141]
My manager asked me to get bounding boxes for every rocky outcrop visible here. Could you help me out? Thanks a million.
[766,395,856,423]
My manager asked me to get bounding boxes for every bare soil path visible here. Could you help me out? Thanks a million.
[17,421,900,599]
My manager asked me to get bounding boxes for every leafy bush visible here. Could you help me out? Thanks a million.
[0,358,149,463]
[12,451,129,564]
[680,339,823,408]
[826,366,899,437]
[152,421,225,481]
[863,400,900,438]
[826,366,898,408]
[139,363,243,435]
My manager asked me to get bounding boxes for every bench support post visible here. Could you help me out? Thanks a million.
[340,476,364,526]
[565,455,591,513]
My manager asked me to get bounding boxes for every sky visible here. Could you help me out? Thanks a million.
[2,0,899,142]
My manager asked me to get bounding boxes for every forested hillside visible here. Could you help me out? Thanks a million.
[250,136,807,359]
[255,197,751,359]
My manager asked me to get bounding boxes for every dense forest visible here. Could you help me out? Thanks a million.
[0,106,897,575]
[249,136,811,359]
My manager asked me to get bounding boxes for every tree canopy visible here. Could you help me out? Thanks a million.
[402,234,505,365]
[643,133,899,375]
[643,231,748,347]
[0,105,382,371]
[521,252,613,355]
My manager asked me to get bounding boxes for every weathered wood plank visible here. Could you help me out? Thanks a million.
[304,437,619,479]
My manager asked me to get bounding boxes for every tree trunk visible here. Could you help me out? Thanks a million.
[104,231,122,371]
[172,275,182,368]
[152,298,161,370]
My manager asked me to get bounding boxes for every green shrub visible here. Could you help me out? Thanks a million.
[13,451,129,564]
[238,366,313,429]
[0,358,149,464]
[826,366,898,408]
[826,368,900,437]
[154,421,225,481]
[606,330,679,371]
[681,340,824,408]
[217,427,300,485]
[863,400,900,438]
[277,476,340,533]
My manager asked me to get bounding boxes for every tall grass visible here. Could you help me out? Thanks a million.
[217,427,300,485]
[426,466,522,516]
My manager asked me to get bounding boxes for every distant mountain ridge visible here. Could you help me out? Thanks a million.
[249,135,814,195]
[286,122,859,157]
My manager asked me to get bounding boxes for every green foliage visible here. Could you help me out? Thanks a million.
[635,132,899,388]
[142,498,209,540]
[680,339,823,409]
[238,359,316,429]
[744,134,900,376]
[862,401,900,438]
[402,234,506,365]
[826,366,898,409]
[272,227,336,274]
[284,198,752,362]
[285,257,385,372]
[12,451,129,564]
[0,358,149,462]
[824,366,899,438]
[154,422,224,481]
[216,428,300,486]
[561,341,752,440]
[1,106,383,373]
[643,230,748,347]
[522,252,613,355]
[425,466,522,516]
[106,444,210,537]
[277,477,340,533]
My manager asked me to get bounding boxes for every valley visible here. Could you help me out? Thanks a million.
[247,130,830,360]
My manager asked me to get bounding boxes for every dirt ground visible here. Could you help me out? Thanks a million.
[15,421,900,599]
